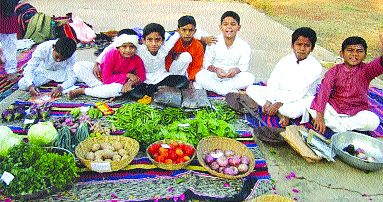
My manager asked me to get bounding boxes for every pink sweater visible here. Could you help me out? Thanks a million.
[101,49,146,85]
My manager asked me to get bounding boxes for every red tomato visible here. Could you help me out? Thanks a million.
[148,143,161,154]
[178,143,186,150]
[170,141,179,148]
[175,149,184,157]
[184,145,195,156]
[152,152,160,159]
[176,158,183,164]
[169,152,178,161]
[160,151,169,159]
[158,147,168,154]
[155,156,165,163]
[164,159,173,164]
[183,155,191,162]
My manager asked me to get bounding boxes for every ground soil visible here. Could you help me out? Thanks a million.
[201,0,383,62]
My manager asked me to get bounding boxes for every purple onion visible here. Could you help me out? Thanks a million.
[241,156,250,165]
[216,156,228,167]
[205,155,215,164]
[238,164,249,173]
[210,161,220,171]
[225,149,234,157]
[228,156,241,166]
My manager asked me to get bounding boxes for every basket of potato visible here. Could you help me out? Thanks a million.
[75,135,139,172]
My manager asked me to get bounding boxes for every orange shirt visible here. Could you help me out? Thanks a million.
[165,38,204,81]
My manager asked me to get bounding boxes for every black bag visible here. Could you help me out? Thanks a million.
[153,86,182,108]
[14,2,38,37]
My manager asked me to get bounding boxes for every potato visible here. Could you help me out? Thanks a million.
[94,150,103,158]
[104,145,115,151]
[94,157,103,163]
[102,149,114,159]
[118,148,128,156]
[111,142,123,151]
[113,154,122,161]
[86,152,95,160]
[101,142,111,150]
[91,144,101,152]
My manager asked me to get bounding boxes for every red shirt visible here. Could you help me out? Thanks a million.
[101,49,146,85]
[165,38,204,81]
[311,57,383,115]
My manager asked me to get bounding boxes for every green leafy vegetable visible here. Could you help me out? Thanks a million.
[0,126,22,157]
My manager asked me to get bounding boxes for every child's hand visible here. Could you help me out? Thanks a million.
[51,86,63,97]
[93,63,102,81]
[201,36,218,46]
[126,73,140,84]
[215,68,226,78]
[29,85,40,96]
[312,112,326,134]
[122,82,132,93]
[225,68,240,78]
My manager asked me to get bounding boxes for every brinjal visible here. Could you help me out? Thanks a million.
[40,106,51,121]
[2,109,14,122]
[28,107,39,120]
[13,107,24,120]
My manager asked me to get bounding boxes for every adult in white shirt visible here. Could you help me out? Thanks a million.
[246,27,323,126]
[18,37,77,97]
[195,11,255,96]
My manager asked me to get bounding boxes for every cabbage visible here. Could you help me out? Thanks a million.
[27,121,58,146]
[0,126,21,157]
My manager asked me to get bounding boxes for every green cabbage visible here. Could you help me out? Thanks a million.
[27,122,58,146]
[0,126,21,157]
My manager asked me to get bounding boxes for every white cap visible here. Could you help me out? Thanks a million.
[112,34,139,48]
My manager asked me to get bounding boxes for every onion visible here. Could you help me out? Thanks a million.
[224,167,234,175]
[238,164,249,173]
[216,156,228,167]
[228,156,241,166]
[205,155,215,164]
[218,167,225,173]
[241,156,250,165]
[210,161,220,171]
[215,149,223,154]
[225,149,234,157]
[231,166,239,175]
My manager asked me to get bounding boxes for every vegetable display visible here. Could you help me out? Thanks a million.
[0,142,78,196]
[84,141,129,162]
[27,121,58,146]
[147,141,195,164]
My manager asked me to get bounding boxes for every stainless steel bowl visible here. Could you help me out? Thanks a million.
[331,132,383,172]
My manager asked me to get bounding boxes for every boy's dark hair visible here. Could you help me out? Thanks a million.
[341,36,367,52]
[55,37,76,59]
[118,29,138,36]
[143,23,165,41]
[221,11,240,25]
[178,15,196,28]
[292,27,317,49]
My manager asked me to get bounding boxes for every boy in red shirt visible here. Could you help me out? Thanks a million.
[165,15,204,88]
[310,34,383,135]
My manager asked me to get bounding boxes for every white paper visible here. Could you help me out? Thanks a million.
[161,144,171,149]
[90,162,112,172]
[211,152,224,159]
[1,171,15,186]
[80,106,90,113]
[178,123,190,127]
[24,119,35,125]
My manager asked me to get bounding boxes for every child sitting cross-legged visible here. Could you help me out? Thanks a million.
[18,37,77,97]
[310,33,383,135]
[68,31,146,99]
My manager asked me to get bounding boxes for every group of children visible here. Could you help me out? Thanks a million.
[3,10,383,136]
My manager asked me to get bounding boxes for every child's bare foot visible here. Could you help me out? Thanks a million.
[277,112,290,127]
[68,88,85,99]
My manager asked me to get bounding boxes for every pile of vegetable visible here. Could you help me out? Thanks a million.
[0,142,78,196]
[0,126,22,157]
[147,141,195,164]
[54,122,89,151]
[84,141,129,162]
[2,103,52,123]
[1,103,27,122]
[203,149,250,176]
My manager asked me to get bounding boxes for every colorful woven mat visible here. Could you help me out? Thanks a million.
[246,82,383,138]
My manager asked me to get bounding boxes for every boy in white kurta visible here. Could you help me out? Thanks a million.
[18,37,77,97]
[195,11,255,95]
[246,27,323,126]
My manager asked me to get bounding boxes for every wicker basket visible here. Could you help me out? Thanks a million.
[147,139,195,170]
[196,136,255,179]
[75,135,139,172]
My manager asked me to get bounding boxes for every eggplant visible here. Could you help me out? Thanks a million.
[40,106,51,121]
[28,108,40,120]
[13,107,25,120]
[2,109,14,122]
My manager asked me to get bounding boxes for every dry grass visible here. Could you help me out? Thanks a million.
[205,0,383,62]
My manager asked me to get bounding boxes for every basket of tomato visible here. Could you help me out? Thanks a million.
[146,139,196,170]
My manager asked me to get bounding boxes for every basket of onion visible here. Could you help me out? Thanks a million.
[196,136,255,179]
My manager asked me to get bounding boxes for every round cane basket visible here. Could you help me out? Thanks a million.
[147,139,196,170]
[75,135,139,172]
[248,194,295,202]
[197,136,255,179]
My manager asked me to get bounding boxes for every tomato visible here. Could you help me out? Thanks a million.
[158,147,168,155]
[148,143,161,154]
[183,155,191,162]
[169,152,178,161]
[152,152,160,159]
[155,156,165,163]
[170,141,179,148]
[176,158,182,164]
[175,149,184,157]
[184,145,195,156]
[160,151,169,159]
[164,159,173,164]
[177,143,186,150]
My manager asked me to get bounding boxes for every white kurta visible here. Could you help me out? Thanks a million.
[136,32,180,85]
[195,34,254,95]
[18,40,77,90]
[0,33,18,74]
[246,54,322,122]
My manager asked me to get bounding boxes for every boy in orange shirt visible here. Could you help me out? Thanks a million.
[165,15,204,88]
